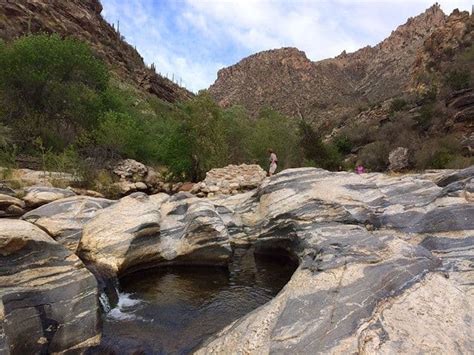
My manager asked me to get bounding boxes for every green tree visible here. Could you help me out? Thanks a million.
[0,123,11,147]
[94,111,143,158]
[0,34,109,151]
[165,91,230,181]
[248,108,300,169]
[298,120,341,170]
[222,105,254,164]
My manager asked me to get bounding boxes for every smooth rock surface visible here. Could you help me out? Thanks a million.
[0,219,100,353]
[0,194,25,217]
[196,167,473,354]
[78,192,232,275]
[23,186,76,208]
[4,166,474,354]
[22,196,115,252]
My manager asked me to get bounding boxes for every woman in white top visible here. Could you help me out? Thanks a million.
[268,148,278,176]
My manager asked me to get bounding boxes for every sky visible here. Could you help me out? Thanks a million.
[100,0,472,92]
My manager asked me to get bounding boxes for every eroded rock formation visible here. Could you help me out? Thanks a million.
[22,195,115,252]
[78,192,232,275]
[197,167,473,353]
[0,220,100,353]
[191,164,267,197]
[2,166,473,353]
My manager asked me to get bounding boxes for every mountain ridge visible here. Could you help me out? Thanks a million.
[209,4,472,130]
[0,0,193,103]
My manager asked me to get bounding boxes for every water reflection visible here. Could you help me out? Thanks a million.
[97,246,297,354]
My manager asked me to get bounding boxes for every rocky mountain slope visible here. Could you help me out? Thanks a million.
[209,5,472,130]
[0,0,192,103]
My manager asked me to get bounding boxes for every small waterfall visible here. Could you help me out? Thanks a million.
[99,292,111,313]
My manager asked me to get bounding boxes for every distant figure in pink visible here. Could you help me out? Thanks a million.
[355,164,365,174]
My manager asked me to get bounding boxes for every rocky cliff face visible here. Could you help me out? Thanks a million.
[0,0,192,102]
[209,5,472,129]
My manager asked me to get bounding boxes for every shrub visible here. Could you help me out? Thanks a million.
[299,120,342,170]
[390,98,407,113]
[92,169,121,199]
[184,92,230,180]
[0,34,110,151]
[153,116,193,180]
[44,145,83,176]
[339,122,377,148]
[334,134,353,154]
[94,111,143,158]
[0,124,11,147]
[445,69,471,91]
[358,141,390,171]
[414,135,466,169]
[222,105,254,164]
[0,144,18,168]
[247,108,301,170]
[415,104,434,132]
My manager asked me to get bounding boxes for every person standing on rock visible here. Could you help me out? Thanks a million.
[268,149,278,176]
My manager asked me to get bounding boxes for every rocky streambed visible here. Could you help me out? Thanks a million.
[1,166,473,354]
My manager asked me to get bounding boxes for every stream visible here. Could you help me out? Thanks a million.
[93,246,298,354]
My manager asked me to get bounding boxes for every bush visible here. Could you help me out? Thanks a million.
[44,145,83,176]
[0,124,11,147]
[415,104,434,132]
[222,105,254,164]
[92,169,121,199]
[414,135,467,169]
[390,98,407,113]
[153,116,193,180]
[247,109,301,170]
[0,34,110,151]
[184,92,230,180]
[445,69,471,91]
[358,141,390,171]
[299,120,342,170]
[339,122,377,148]
[94,111,143,158]
[334,134,353,154]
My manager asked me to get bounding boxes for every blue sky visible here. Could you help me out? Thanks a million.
[101,0,472,92]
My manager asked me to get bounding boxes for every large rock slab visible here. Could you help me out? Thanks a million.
[196,167,473,354]
[22,196,115,252]
[78,192,232,275]
[4,166,473,353]
[22,186,76,208]
[0,219,100,353]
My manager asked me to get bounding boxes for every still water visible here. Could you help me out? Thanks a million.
[97,246,297,354]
